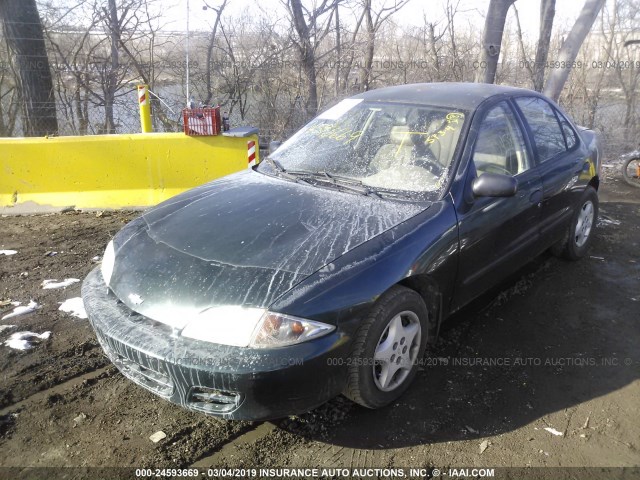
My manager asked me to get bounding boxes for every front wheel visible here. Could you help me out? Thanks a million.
[343,286,428,409]
[622,155,640,189]
[552,187,599,261]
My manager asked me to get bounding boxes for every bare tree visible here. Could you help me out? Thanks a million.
[105,0,119,133]
[0,0,58,135]
[358,0,410,91]
[0,31,21,136]
[475,0,516,84]
[532,0,555,91]
[598,0,640,143]
[282,0,339,119]
[334,4,341,96]
[338,3,366,93]
[512,5,535,86]
[543,0,606,101]
[203,0,228,105]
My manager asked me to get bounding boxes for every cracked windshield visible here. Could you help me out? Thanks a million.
[262,100,466,197]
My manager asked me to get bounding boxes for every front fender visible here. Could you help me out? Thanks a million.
[269,198,460,337]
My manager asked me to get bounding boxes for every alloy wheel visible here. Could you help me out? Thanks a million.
[372,311,421,392]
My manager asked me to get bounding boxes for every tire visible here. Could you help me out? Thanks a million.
[552,187,599,261]
[622,155,640,189]
[343,286,428,409]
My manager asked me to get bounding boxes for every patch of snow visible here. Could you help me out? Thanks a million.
[42,278,80,289]
[544,427,564,436]
[598,217,620,226]
[479,439,490,453]
[1,300,40,320]
[0,250,17,256]
[0,325,17,334]
[149,431,166,443]
[58,297,87,319]
[4,331,51,350]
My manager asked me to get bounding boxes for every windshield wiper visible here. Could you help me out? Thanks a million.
[286,170,379,197]
[367,187,416,201]
[318,173,416,200]
[264,158,311,185]
[264,156,285,173]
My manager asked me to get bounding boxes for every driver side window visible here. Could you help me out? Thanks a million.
[473,102,531,177]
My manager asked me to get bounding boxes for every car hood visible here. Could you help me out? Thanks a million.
[108,169,427,326]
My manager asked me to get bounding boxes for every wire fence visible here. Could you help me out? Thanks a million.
[2,96,637,164]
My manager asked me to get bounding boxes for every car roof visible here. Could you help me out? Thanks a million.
[351,82,537,110]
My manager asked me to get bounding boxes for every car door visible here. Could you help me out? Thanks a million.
[452,100,543,309]
[514,97,587,245]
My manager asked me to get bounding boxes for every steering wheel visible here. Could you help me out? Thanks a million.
[412,146,443,176]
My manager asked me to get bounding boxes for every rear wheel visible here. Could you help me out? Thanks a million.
[552,187,598,260]
[622,156,640,189]
[343,286,428,409]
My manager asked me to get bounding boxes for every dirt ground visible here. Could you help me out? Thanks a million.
[0,165,639,479]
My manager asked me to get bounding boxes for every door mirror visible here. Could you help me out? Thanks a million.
[472,173,518,197]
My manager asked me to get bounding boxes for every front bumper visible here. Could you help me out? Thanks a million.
[81,268,350,420]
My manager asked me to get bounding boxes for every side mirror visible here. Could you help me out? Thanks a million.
[472,173,518,197]
[269,141,282,154]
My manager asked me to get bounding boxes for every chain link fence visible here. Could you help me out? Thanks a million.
[2,82,638,162]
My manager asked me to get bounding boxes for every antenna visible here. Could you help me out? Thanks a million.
[186,0,190,106]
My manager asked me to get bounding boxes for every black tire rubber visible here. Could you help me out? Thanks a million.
[343,285,429,409]
[552,187,599,261]
[622,156,640,189]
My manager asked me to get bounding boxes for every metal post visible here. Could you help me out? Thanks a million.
[137,84,152,133]
[186,0,190,106]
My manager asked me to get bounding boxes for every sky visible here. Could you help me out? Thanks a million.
[162,0,587,40]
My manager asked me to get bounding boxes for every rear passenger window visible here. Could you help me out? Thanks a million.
[515,97,566,162]
[556,111,578,150]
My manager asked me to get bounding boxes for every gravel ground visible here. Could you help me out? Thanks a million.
[0,172,638,479]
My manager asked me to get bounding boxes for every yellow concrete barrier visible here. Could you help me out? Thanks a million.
[0,132,259,212]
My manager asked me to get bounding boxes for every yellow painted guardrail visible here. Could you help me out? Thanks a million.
[0,132,259,213]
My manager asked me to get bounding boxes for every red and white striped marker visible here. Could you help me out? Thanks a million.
[248,140,256,168]
[138,86,147,105]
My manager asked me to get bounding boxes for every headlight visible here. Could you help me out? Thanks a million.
[249,312,335,348]
[180,306,266,347]
[101,240,115,287]
[180,307,335,348]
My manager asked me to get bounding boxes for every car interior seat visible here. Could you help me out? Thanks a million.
[370,126,415,172]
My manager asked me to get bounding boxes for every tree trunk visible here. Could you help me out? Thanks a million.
[427,23,440,73]
[0,0,58,136]
[532,0,555,92]
[476,0,516,84]
[290,0,319,119]
[104,0,119,134]
[543,0,606,101]
[360,0,375,91]
[204,0,227,105]
[334,5,341,97]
